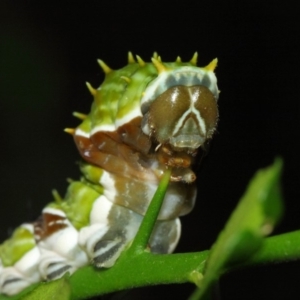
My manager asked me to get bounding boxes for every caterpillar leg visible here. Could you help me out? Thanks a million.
[0,266,34,296]
[0,225,41,295]
[79,193,182,268]
[149,218,181,254]
[35,208,88,280]
[0,250,41,296]
[79,195,142,268]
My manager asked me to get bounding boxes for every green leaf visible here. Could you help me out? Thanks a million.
[189,158,284,300]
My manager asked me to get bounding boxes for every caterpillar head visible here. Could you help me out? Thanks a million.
[141,60,219,152]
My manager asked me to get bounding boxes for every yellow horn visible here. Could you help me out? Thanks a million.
[204,58,218,71]
[128,51,136,64]
[52,189,62,203]
[97,59,112,74]
[64,128,75,135]
[175,56,182,63]
[120,76,131,84]
[136,55,146,67]
[151,58,167,74]
[73,112,87,120]
[152,51,159,59]
[85,82,97,96]
[190,52,198,65]
[66,178,74,184]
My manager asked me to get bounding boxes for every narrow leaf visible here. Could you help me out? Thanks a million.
[190,158,284,299]
[128,169,171,254]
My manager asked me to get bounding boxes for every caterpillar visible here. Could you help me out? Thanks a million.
[0,52,219,296]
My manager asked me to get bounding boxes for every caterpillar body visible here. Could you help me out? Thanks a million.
[0,53,219,296]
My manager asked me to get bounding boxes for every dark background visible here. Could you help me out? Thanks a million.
[0,1,299,299]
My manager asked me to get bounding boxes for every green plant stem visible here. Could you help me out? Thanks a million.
[68,230,300,300]
[235,229,300,269]
[188,230,300,300]
[128,169,171,254]
[0,231,299,300]
[69,251,209,300]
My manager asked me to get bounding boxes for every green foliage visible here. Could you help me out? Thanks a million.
[1,159,299,300]
[189,158,283,299]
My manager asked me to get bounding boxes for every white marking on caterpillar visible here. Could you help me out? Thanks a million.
[75,128,90,138]
[91,124,116,134]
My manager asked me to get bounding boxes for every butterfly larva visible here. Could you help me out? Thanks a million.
[0,52,219,296]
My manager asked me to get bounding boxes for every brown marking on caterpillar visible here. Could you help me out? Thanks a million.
[34,213,68,241]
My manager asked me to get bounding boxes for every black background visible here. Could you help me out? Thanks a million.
[0,1,299,299]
